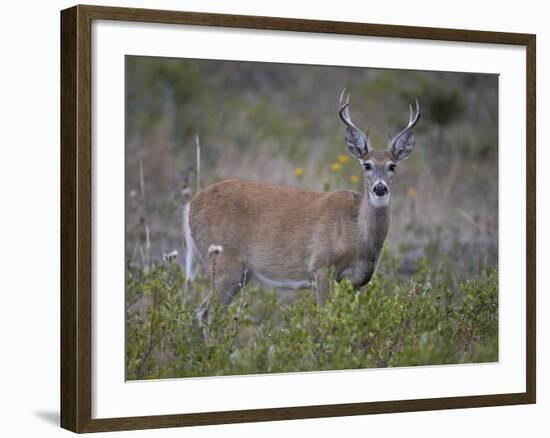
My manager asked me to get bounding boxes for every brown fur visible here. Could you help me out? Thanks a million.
[368,149,395,163]
[189,178,390,305]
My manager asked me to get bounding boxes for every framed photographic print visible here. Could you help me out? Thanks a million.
[60,4,536,433]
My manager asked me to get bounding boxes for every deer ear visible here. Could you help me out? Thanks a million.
[389,130,415,161]
[345,127,370,159]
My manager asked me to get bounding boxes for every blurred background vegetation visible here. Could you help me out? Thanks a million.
[126,55,498,277]
[125,56,499,378]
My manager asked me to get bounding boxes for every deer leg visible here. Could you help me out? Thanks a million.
[314,268,330,306]
[216,272,245,305]
[197,252,248,324]
[215,256,249,305]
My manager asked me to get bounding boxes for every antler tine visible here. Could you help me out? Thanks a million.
[406,99,422,134]
[388,99,422,145]
[339,88,348,107]
[339,89,351,115]
[408,98,421,130]
[339,89,355,127]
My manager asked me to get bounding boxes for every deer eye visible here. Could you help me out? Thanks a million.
[363,162,373,171]
[388,163,397,172]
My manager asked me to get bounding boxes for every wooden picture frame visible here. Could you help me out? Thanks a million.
[60,4,536,433]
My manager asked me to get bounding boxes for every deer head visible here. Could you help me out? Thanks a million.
[339,90,422,207]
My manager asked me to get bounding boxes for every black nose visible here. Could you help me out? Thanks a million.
[373,183,388,197]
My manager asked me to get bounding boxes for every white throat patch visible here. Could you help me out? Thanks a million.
[369,192,391,207]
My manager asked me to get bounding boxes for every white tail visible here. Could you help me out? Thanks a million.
[183,201,198,282]
[186,92,421,307]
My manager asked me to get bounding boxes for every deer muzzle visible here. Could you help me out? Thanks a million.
[373,181,389,197]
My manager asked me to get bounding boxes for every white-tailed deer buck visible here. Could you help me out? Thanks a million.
[184,91,421,308]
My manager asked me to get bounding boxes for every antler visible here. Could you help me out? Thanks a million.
[392,99,422,142]
[339,89,372,157]
[339,89,370,138]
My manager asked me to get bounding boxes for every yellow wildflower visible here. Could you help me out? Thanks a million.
[330,162,342,173]
[294,167,304,178]
[338,154,350,164]
[350,175,360,184]
[407,187,417,198]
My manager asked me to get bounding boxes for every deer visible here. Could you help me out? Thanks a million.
[184,91,421,312]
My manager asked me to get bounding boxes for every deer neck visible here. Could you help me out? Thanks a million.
[358,189,390,254]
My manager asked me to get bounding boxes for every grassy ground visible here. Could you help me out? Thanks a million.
[126,249,498,380]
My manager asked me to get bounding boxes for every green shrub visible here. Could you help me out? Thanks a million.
[126,257,498,380]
